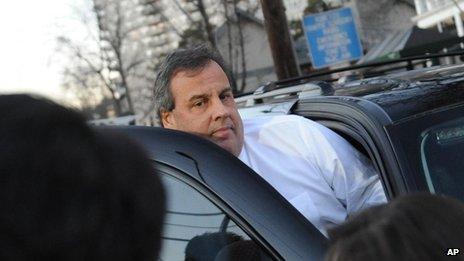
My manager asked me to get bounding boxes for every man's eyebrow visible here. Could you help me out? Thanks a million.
[220,87,233,95]
[188,93,210,102]
[188,87,232,102]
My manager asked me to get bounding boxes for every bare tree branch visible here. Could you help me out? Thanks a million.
[173,0,195,24]
[194,0,217,48]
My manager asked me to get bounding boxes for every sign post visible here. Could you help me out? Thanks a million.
[303,7,363,69]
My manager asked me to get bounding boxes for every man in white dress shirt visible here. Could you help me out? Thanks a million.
[153,44,386,235]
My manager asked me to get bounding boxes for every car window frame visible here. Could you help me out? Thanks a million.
[293,97,404,199]
[316,120,382,173]
[315,119,391,197]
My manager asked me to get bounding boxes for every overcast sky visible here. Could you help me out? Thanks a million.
[0,1,79,104]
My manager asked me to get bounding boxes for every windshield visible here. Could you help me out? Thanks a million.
[420,118,464,200]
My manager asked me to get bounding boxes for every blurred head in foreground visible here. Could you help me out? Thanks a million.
[0,94,165,261]
[326,193,464,261]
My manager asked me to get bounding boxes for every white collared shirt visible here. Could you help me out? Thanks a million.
[238,115,386,236]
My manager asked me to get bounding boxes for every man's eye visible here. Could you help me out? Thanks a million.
[221,93,232,100]
[194,100,205,107]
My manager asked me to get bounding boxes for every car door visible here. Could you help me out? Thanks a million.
[102,126,328,260]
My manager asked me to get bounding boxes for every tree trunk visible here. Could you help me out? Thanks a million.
[234,1,247,93]
[223,0,233,68]
[196,0,216,48]
[260,0,300,80]
[109,1,134,114]
[222,0,237,93]
[113,97,122,116]
[119,69,134,114]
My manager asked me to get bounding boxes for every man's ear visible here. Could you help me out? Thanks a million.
[161,109,175,128]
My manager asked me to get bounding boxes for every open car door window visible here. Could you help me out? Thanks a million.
[293,98,401,199]
[158,169,274,261]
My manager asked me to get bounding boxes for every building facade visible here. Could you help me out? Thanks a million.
[215,10,276,94]
[413,0,464,36]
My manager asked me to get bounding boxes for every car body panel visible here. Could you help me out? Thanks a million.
[334,64,464,122]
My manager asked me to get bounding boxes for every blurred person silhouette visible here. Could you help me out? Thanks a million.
[326,193,464,261]
[184,232,243,261]
[184,231,272,261]
[214,240,272,261]
[0,94,165,261]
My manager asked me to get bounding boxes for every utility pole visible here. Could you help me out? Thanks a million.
[260,0,300,80]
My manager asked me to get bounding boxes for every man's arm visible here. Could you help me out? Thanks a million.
[301,118,387,214]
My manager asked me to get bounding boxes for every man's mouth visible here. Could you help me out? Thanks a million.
[211,125,234,139]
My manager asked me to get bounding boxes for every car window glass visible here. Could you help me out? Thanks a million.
[420,117,464,201]
[159,173,273,261]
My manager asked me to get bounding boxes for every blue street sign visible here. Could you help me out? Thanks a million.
[303,7,363,69]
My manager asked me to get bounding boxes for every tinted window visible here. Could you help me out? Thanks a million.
[159,173,273,261]
[420,117,464,200]
[386,105,464,200]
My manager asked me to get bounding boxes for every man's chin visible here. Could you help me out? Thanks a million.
[189,131,240,156]
[214,139,239,156]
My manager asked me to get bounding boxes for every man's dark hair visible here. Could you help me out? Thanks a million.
[153,43,230,125]
[0,94,165,261]
[326,193,464,261]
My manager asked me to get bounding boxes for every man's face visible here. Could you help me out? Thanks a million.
[161,61,244,156]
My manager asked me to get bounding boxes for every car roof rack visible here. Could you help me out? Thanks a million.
[277,50,464,86]
[235,81,334,107]
[235,50,464,107]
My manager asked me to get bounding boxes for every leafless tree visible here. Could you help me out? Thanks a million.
[222,0,238,92]
[57,35,127,115]
[193,0,217,48]
[233,0,247,92]
[58,0,155,117]
[171,0,255,93]
[61,66,104,112]
[223,0,233,68]
[176,0,218,49]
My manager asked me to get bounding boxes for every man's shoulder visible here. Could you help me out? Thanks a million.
[242,114,343,148]
[243,114,310,127]
[243,114,322,133]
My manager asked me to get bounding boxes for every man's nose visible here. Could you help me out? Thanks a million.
[211,97,230,120]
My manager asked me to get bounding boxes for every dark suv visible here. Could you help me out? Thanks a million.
[101,62,464,260]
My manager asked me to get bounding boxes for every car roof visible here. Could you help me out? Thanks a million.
[333,64,464,122]
[237,64,464,123]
